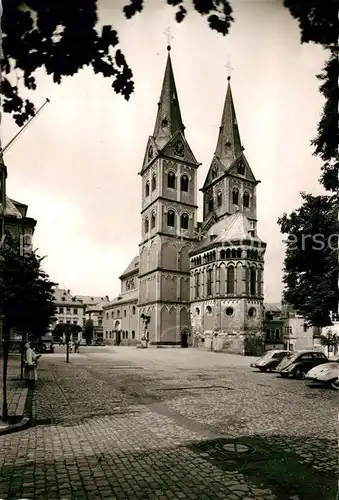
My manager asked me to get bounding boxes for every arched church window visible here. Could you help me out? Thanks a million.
[144,217,149,233]
[195,273,200,299]
[180,175,189,192]
[237,248,242,258]
[217,191,222,207]
[167,210,175,227]
[257,269,262,296]
[208,197,214,212]
[237,162,245,175]
[220,250,226,259]
[206,269,212,296]
[243,191,250,208]
[250,267,256,295]
[226,266,235,294]
[226,249,231,259]
[152,174,156,191]
[232,189,239,205]
[206,306,212,314]
[167,171,176,189]
[231,248,237,259]
[151,212,156,229]
[145,181,150,197]
[181,213,189,230]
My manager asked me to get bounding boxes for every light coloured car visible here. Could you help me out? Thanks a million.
[305,359,339,390]
[250,350,291,372]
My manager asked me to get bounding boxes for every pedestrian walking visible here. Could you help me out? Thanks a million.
[24,342,40,389]
[74,340,80,353]
[69,340,74,353]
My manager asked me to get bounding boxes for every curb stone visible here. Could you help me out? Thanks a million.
[0,385,34,436]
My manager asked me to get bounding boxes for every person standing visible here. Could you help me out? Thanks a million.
[24,342,40,389]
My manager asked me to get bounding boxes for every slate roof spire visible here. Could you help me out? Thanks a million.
[214,76,243,168]
[153,46,185,149]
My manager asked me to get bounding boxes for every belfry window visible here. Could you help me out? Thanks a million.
[145,181,150,197]
[181,213,189,230]
[207,269,212,296]
[181,175,189,192]
[212,167,218,179]
[195,273,200,298]
[250,267,256,295]
[237,163,245,175]
[243,192,250,208]
[167,171,176,189]
[232,189,239,205]
[151,212,156,229]
[167,210,175,227]
[144,217,149,233]
[152,174,156,191]
[227,266,235,294]
[208,198,214,212]
[217,192,222,207]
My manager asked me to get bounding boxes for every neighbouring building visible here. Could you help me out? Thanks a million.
[84,303,104,342]
[105,46,267,354]
[263,303,285,351]
[51,288,110,341]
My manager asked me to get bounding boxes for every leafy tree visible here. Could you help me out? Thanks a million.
[1,0,234,125]
[53,322,82,342]
[320,329,339,355]
[84,318,94,345]
[0,235,57,340]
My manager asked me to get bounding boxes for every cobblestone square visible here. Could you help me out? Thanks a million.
[0,347,337,499]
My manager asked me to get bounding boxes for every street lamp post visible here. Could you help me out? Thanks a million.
[0,153,8,420]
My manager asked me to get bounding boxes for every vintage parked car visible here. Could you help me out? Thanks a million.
[276,350,328,379]
[33,336,54,353]
[305,359,339,390]
[250,350,291,372]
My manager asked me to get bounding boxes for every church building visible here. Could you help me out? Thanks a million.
[103,46,266,354]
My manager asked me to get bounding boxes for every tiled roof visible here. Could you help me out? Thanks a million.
[74,295,109,305]
[119,256,139,278]
[104,289,138,309]
[1,197,23,218]
[53,288,84,306]
[264,302,282,312]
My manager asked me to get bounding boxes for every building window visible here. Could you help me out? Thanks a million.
[217,192,222,207]
[117,309,120,316]
[248,307,256,318]
[132,306,136,314]
[66,307,71,313]
[144,217,149,233]
[145,181,150,197]
[73,308,78,314]
[180,175,189,192]
[208,198,213,212]
[59,307,64,313]
[206,306,212,314]
[132,330,135,339]
[227,266,235,294]
[125,331,128,339]
[151,212,156,229]
[243,192,250,208]
[111,311,114,318]
[207,269,212,296]
[73,320,77,325]
[167,171,176,189]
[196,307,200,315]
[181,213,189,230]
[167,210,175,227]
[98,319,103,326]
[232,189,239,205]
[250,267,256,295]
[237,162,245,175]
[106,312,109,319]
[303,324,308,332]
[212,167,218,179]
[122,331,125,339]
[124,310,126,317]
[225,307,234,316]
[152,174,156,191]
[289,327,292,334]
[195,273,200,298]
[266,328,271,339]
[275,329,280,339]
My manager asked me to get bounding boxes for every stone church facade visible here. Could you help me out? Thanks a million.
[103,48,266,354]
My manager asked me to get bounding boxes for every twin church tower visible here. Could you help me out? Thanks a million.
[131,47,266,353]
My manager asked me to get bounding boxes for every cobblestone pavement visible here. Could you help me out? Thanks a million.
[0,346,337,500]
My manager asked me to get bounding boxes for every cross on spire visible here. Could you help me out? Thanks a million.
[163,26,174,51]
[224,57,234,81]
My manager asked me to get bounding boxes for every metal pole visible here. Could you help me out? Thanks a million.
[0,154,8,420]
[66,325,70,363]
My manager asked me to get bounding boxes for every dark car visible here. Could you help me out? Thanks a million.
[33,336,54,353]
[250,350,291,372]
[276,350,329,379]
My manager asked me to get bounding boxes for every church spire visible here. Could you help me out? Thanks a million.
[214,76,243,168]
[153,47,185,149]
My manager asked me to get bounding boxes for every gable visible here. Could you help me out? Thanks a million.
[140,136,160,174]
[160,130,200,166]
[201,157,226,191]
[227,153,257,183]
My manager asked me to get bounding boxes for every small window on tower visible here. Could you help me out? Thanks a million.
[208,198,214,212]
[151,212,156,229]
[180,175,189,192]
[237,162,245,175]
[144,217,149,233]
[167,210,175,227]
[212,167,218,179]
[181,213,189,230]
[167,171,176,189]
[232,189,239,205]
[243,192,250,208]
[145,181,150,197]
[217,192,222,207]
[152,174,156,191]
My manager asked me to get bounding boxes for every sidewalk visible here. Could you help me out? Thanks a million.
[0,355,32,434]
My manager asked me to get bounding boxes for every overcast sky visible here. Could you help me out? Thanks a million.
[2,0,327,302]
